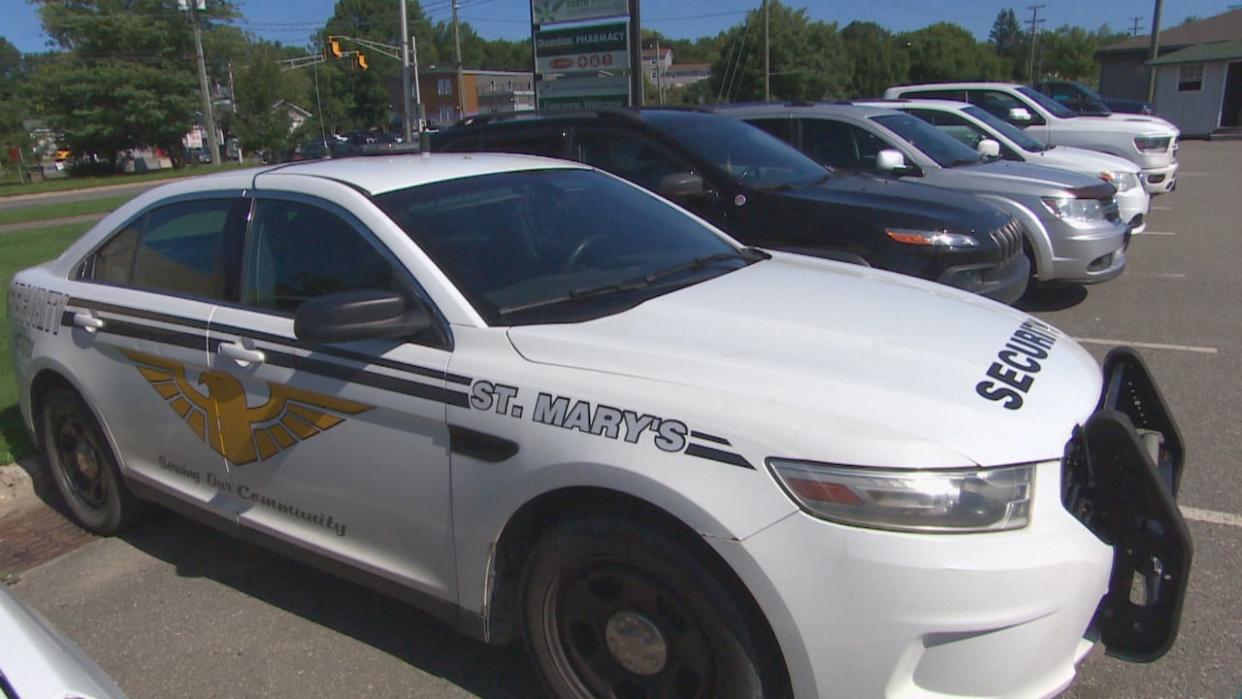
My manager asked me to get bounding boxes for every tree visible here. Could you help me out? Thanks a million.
[708,1,849,103]
[989,9,1023,57]
[841,21,909,98]
[29,0,238,167]
[0,37,32,172]
[1040,26,1099,83]
[230,41,310,157]
[901,23,1006,84]
[319,0,438,131]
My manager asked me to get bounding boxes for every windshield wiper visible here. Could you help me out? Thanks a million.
[496,248,770,316]
[642,248,769,284]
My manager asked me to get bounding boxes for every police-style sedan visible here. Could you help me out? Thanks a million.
[9,155,1190,698]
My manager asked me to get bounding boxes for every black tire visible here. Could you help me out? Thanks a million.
[40,386,142,535]
[522,517,787,699]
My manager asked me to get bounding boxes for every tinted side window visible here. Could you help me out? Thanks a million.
[747,117,796,144]
[471,127,570,158]
[96,199,235,300]
[89,220,143,284]
[800,119,889,171]
[573,130,695,192]
[243,199,397,314]
[906,109,985,148]
[901,89,967,101]
[969,90,1045,125]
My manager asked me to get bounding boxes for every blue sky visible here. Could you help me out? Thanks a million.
[4,0,1235,54]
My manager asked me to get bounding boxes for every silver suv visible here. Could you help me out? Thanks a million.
[718,103,1131,287]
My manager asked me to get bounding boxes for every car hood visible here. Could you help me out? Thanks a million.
[923,159,1109,197]
[506,254,1102,468]
[1061,114,1179,136]
[1029,146,1141,174]
[779,173,1010,232]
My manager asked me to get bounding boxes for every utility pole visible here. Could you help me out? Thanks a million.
[1128,16,1144,36]
[187,1,221,166]
[628,0,643,106]
[452,0,464,120]
[1025,4,1046,85]
[399,0,414,143]
[764,0,770,102]
[1147,0,1164,102]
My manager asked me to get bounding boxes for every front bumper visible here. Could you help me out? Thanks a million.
[1116,187,1151,233]
[712,347,1189,699]
[1140,161,1179,195]
[1044,218,1130,284]
[714,459,1114,698]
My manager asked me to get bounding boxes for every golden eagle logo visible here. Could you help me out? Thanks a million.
[121,349,371,465]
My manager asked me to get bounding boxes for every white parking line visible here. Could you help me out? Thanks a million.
[1072,337,1218,354]
[1182,506,1242,528]
[1151,205,1173,210]
[1136,231,1177,236]
[1177,172,1208,176]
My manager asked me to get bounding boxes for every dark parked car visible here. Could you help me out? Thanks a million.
[434,109,1030,303]
[1034,81,1155,116]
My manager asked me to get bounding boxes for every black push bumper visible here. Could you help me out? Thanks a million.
[1062,347,1192,662]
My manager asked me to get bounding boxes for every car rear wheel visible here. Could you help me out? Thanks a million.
[522,517,785,699]
[40,386,142,535]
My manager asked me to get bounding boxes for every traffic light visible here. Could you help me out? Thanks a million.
[329,38,343,58]
[356,53,368,70]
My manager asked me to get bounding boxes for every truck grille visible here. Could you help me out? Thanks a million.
[988,218,1025,263]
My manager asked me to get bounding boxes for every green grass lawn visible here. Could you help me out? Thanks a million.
[1,221,94,463]
[0,194,134,227]
[0,161,247,198]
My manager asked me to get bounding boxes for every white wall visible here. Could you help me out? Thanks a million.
[1154,61,1228,137]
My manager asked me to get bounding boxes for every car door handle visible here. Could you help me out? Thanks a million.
[218,342,266,366]
[72,312,103,332]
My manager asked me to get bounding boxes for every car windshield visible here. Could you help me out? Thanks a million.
[644,113,829,189]
[963,105,1047,153]
[1017,86,1078,119]
[870,112,983,167]
[374,169,761,326]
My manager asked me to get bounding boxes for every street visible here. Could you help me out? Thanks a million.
[5,140,1242,698]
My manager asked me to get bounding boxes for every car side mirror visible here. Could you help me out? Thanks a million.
[658,172,709,200]
[875,149,907,172]
[294,289,430,345]
[977,139,1001,158]
[1008,107,1033,124]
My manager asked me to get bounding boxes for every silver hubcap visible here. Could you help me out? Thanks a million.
[604,610,667,676]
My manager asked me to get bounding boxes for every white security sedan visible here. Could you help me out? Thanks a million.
[8,155,1191,698]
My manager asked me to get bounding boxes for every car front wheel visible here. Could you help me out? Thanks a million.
[522,516,786,699]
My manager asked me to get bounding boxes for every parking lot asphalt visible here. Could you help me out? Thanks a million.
[5,140,1241,698]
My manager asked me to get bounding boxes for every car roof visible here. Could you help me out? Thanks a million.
[855,98,972,111]
[714,102,902,118]
[890,82,1024,91]
[257,152,586,195]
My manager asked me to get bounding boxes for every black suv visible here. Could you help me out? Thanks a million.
[434,109,1029,303]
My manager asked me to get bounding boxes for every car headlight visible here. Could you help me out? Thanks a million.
[767,459,1034,533]
[1101,171,1138,192]
[1042,196,1106,222]
[885,228,978,247]
[1133,135,1171,153]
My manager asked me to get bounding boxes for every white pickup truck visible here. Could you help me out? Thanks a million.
[884,82,1181,194]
